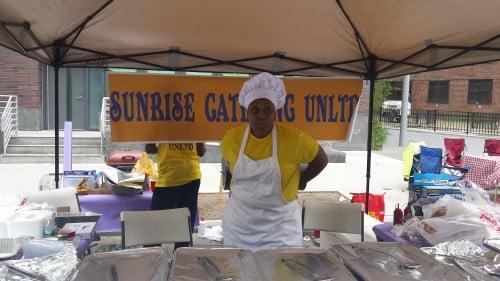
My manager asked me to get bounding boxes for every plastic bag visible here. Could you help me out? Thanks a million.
[456,179,494,211]
[456,179,500,232]
[132,152,158,180]
[416,218,487,245]
[421,195,478,219]
[351,193,385,221]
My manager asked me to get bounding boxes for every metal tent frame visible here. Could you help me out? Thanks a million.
[1,0,499,213]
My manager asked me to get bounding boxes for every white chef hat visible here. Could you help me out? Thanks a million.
[238,72,286,109]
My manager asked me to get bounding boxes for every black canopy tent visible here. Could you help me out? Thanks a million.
[1,0,499,213]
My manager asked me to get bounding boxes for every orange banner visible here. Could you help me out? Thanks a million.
[108,73,362,142]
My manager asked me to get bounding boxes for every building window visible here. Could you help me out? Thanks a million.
[468,79,493,105]
[387,80,412,101]
[428,80,449,104]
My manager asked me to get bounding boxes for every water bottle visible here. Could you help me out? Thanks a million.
[43,214,56,237]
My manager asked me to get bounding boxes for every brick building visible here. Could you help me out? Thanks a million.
[389,62,500,114]
[1,47,106,131]
[0,47,44,130]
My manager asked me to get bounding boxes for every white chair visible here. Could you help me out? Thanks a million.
[24,188,80,212]
[302,201,364,242]
[121,208,192,248]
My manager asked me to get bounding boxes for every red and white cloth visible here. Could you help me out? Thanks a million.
[464,155,500,189]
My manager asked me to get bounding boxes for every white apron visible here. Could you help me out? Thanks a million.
[222,126,303,251]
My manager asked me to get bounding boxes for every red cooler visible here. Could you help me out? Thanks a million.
[106,151,142,172]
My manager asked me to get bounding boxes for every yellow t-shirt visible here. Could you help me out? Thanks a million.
[156,143,201,187]
[221,122,319,202]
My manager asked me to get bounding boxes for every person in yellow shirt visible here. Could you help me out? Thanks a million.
[221,72,328,251]
[145,142,205,240]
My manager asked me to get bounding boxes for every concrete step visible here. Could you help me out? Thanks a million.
[9,136,100,146]
[7,145,101,155]
[0,154,104,164]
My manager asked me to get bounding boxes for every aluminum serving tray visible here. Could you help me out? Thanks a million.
[422,240,500,281]
[255,247,356,281]
[69,247,171,281]
[169,247,262,281]
[333,242,475,281]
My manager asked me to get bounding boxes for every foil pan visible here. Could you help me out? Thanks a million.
[333,242,475,281]
[0,242,78,281]
[69,246,171,281]
[255,247,356,281]
[169,247,261,281]
[422,240,500,281]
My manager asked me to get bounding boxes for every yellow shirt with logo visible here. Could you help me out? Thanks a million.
[221,122,319,202]
[156,143,201,187]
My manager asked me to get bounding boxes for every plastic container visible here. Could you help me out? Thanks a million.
[6,210,52,239]
[0,237,24,260]
[43,213,56,237]
[22,239,65,259]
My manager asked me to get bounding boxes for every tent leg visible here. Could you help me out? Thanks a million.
[54,66,60,189]
[365,58,377,214]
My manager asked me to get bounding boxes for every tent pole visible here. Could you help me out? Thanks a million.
[365,57,377,214]
[54,65,60,189]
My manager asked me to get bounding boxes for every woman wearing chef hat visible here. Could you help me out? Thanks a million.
[221,72,328,251]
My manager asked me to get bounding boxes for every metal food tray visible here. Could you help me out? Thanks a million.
[169,247,261,281]
[54,211,101,228]
[255,248,356,281]
[69,247,171,281]
[485,238,500,253]
[333,242,474,281]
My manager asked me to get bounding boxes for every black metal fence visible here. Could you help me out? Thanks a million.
[380,109,500,136]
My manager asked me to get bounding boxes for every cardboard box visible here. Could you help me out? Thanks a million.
[61,222,96,240]
[421,185,463,199]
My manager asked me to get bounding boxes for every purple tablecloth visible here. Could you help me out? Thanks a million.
[78,192,199,235]
[78,192,153,234]
[77,236,98,258]
[372,223,432,247]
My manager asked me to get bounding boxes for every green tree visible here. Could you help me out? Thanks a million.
[371,80,392,149]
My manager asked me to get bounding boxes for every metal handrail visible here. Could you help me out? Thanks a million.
[99,97,110,155]
[0,95,18,155]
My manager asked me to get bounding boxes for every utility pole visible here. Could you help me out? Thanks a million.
[399,75,410,147]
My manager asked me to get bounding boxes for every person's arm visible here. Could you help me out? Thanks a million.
[196,143,206,157]
[145,143,158,154]
[299,145,328,190]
